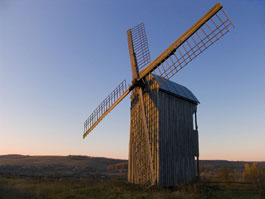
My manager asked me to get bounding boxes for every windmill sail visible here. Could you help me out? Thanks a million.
[130,23,151,71]
[83,3,234,139]
[83,80,129,138]
[138,3,234,84]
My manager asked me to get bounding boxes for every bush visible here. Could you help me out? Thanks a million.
[218,166,230,183]
[243,163,265,197]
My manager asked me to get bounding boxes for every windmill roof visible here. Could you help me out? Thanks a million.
[151,74,200,104]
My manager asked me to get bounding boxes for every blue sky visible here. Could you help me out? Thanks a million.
[1,0,265,161]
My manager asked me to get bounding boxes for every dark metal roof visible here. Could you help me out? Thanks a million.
[151,74,200,104]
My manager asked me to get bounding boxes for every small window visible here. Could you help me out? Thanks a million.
[193,112,197,130]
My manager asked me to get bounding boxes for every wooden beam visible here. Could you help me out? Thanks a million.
[138,87,155,185]
[127,29,139,81]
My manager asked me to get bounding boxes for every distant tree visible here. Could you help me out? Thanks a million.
[244,163,258,182]
[243,163,265,197]
[219,166,230,183]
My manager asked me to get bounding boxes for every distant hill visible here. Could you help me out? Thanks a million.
[200,160,265,169]
[0,155,264,178]
[0,154,127,178]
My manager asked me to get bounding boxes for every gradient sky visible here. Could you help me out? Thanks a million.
[1,0,265,161]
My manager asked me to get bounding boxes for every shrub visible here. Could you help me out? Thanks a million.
[219,166,230,183]
[243,163,265,197]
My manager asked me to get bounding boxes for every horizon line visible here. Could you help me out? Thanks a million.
[1,154,264,162]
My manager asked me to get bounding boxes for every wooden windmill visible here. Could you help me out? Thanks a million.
[83,3,234,186]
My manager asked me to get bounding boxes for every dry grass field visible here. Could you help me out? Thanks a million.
[0,155,264,199]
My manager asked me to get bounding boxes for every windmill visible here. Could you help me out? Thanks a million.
[83,3,234,186]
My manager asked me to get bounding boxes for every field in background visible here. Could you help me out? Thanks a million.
[0,155,264,199]
[0,155,127,179]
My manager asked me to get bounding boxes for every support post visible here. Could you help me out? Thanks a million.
[196,156,200,180]
[195,111,200,180]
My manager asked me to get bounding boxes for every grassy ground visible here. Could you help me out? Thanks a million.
[0,156,264,198]
[0,176,263,199]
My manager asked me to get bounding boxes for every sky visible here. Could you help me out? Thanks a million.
[1,0,265,161]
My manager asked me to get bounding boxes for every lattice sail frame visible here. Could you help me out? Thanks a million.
[130,23,151,71]
[151,9,234,84]
[84,80,127,137]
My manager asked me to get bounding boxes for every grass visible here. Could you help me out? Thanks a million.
[1,156,264,198]
[0,176,263,199]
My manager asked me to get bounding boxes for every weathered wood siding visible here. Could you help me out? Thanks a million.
[158,91,198,186]
[128,75,199,186]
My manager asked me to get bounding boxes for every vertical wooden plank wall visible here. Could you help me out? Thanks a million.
[158,91,198,186]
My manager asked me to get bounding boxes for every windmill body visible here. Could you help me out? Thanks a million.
[129,75,199,185]
[83,3,234,186]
